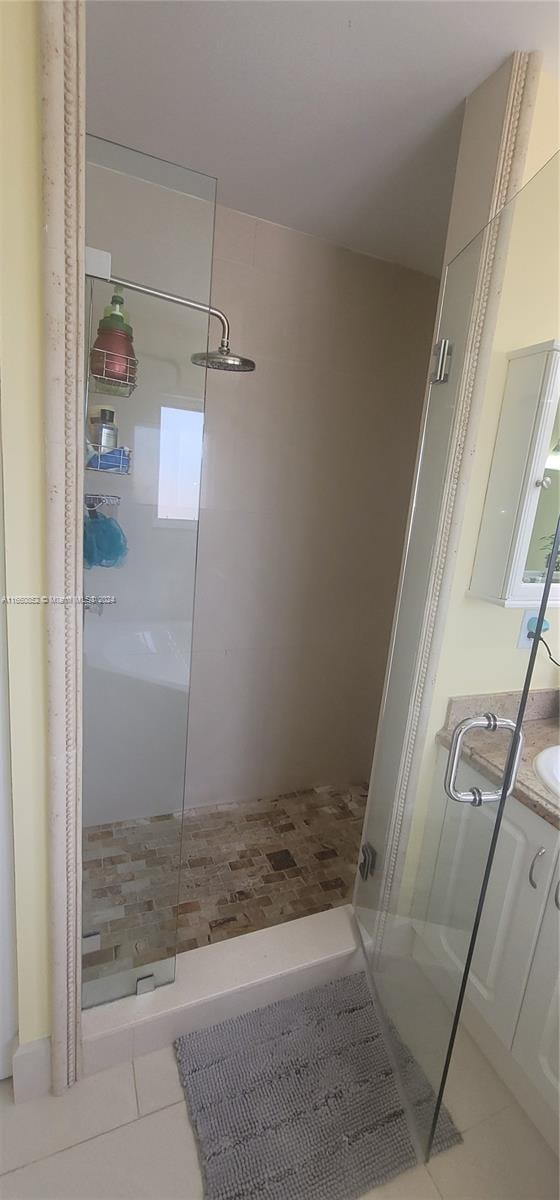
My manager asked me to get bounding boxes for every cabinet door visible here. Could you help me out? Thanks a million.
[419,750,558,1047]
[512,864,560,1116]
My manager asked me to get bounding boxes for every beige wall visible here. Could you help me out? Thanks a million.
[522,68,559,188]
[186,207,438,804]
[434,157,559,697]
[444,57,520,265]
[0,2,50,1044]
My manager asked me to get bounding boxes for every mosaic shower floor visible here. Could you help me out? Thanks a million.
[82,783,368,983]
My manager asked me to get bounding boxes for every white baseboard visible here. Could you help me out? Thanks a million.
[81,906,364,1076]
[12,1036,52,1102]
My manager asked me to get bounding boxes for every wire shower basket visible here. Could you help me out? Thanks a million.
[85,445,132,475]
[90,348,138,398]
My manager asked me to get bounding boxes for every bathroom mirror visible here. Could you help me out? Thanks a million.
[470,341,560,607]
[523,402,560,583]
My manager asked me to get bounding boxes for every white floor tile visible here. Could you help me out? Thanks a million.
[0,1065,138,1175]
[361,1163,441,1198]
[0,1104,203,1200]
[432,1027,512,1133]
[427,1102,560,1200]
[133,1047,184,1116]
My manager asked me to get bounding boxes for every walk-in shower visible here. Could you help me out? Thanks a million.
[81,133,430,1011]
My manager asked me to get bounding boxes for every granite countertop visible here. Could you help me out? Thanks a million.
[438,690,560,829]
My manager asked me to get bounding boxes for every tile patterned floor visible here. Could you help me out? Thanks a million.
[2,1032,557,1198]
[82,783,368,983]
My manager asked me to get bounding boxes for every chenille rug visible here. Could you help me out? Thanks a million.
[175,971,460,1200]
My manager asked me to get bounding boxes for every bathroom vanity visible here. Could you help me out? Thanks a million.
[415,690,559,1145]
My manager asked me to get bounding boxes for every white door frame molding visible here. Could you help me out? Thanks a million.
[40,0,85,1093]
[0,405,17,1081]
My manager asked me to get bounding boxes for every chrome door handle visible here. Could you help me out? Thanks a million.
[554,880,560,911]
[431,338,452,384]
[444,713,523,806]
[529,847,546,889]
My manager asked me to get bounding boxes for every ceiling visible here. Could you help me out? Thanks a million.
[86,1,558,276]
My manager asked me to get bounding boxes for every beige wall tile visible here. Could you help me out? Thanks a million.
[214,204,257,266]
[187,209,438,807]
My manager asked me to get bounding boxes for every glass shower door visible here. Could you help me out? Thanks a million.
[81,140,216,1008]
[354,156,559,1157]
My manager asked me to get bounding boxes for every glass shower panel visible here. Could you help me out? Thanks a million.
[353,155,559,1158]
[81,142,216,1008]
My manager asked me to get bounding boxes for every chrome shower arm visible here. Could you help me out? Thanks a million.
[87,271,231,349]
[85,266,255,371]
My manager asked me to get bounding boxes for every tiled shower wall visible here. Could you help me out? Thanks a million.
[185,205,439,807]
[83,184,438,988]
[85,168,437,821]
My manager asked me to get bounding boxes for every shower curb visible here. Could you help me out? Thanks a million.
[81,906,363,1077]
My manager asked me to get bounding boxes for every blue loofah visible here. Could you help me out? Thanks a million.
[84,510,128,568]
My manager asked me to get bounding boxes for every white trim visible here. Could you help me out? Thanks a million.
[40,0,85,1093]
[0,403,17,1082]
[508,339,560,359]
[11,1037,52,1104]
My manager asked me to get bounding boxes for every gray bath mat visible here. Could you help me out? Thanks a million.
[175,971,460,1200]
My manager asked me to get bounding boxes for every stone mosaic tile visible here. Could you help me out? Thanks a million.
[82,783,367,983]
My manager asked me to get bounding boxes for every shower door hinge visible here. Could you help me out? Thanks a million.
[359,842,377,881]
[136,973,155,995]
[431,338,452,384]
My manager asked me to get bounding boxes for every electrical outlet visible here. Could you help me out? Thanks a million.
[517,610,550,649]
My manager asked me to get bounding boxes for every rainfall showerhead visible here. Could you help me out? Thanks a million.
[191,344,256,373]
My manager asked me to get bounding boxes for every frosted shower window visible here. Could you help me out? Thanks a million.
[157,406,204,523]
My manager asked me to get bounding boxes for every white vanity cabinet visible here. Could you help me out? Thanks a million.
[470,340,560,607]
[417,745,560,1135]
[466,786,559,1048]
[512,860,560,1115]
[420,750,559,1048]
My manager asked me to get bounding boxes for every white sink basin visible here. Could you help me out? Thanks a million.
[533,745,560,798]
